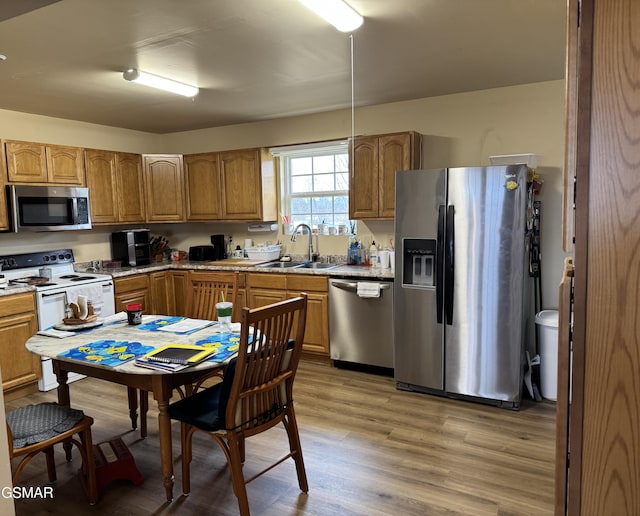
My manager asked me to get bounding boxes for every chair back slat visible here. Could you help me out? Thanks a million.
[186,271,239,320]
[226,294,308,433]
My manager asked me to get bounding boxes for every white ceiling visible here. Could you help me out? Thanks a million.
[0,0,566,134]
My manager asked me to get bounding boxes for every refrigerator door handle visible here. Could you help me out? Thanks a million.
[445,205,455,325]
[436,204,445,324]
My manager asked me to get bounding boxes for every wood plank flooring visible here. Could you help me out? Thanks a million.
[6,361,556,515]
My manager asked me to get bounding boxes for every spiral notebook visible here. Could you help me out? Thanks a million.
[142,344,214,365]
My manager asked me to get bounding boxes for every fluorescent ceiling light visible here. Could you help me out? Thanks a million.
[122,69,198,97]
[298,0,363,33]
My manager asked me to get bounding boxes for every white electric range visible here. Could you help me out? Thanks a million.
[1,249,115,391]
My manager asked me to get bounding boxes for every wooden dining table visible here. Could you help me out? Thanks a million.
[25,314,237,501]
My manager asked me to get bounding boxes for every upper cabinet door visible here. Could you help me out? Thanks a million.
[349,136,379,219]
[117,153,146,223]
[5,141,48,183]
[6,141,85,184]
[143,154,185,222]
[46,144,85,184]
[184,152,223,220]
[349,131,421,220]
[219,149,262,220]
[378,132,420,219]
[85,149,118,223]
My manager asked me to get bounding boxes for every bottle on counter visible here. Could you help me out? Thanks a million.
[370,241,378,268]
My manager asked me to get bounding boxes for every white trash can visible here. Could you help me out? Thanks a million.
[536,310,559,401]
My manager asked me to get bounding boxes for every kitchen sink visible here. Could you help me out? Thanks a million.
[257,261,339,270]
[258,261,303,269]
[297,262,339,269]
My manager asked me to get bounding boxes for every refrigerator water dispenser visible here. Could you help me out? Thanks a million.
[402,238,436,288]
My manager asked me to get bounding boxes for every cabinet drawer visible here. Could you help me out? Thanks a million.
[287,275,328,293]
[0,293,35,316]
[115,274,150,293]
[247,273,286,290]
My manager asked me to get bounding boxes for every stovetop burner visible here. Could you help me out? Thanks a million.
[59,274,80,279]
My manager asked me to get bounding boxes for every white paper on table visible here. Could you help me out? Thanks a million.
[38,328,76,338]
[156,318,215,334]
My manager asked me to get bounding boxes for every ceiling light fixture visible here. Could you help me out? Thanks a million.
[122,69,198,97]
[298,0,363,33]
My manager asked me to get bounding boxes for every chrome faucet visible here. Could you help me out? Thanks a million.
[291,223,318,262]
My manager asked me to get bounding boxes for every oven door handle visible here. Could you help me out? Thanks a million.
[330,280,391,292]
[40,291,68,298]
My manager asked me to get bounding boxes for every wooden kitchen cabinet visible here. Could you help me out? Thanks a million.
[247,273,330,358]
[117,152,146,222]
[114,274,151,313]
[287,275,329,357]
[247,273,287,308]
[349,131,421,219]
[219,148,276,221]
[5,140,85,185]
[168,270,190,316]
[183,148,276,222]
[184,152,223,220]
[85,149,145,224]
[149,271,170,315]
[143,154,185,222]
[0,293,40,400]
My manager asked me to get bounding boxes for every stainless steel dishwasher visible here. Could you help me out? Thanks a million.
[329,277,394,370]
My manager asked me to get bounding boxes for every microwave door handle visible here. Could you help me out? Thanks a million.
[71,197,79,225]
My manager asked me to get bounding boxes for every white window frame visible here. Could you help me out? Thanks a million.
[271,140,352,234]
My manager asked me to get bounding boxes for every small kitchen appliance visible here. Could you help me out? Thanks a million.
[210,234,227,261]
[188,245,215,261]
[9,185,92,232]
[110,229,151,267]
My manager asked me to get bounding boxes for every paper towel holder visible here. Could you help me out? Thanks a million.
[247,223,278,232]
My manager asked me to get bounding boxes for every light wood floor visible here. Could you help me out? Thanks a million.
[6,361,556,515]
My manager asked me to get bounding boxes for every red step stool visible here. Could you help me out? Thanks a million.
[93,438,144,494]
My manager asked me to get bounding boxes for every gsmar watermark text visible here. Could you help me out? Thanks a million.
[2,486,54,499]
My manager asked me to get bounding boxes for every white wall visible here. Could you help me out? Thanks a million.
[0,79,568,309]
[0,108,162,153]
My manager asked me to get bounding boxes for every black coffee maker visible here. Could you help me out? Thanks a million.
[210,234,227,261]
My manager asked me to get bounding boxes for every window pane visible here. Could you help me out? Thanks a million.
[291,197,311,214]
[335,172,349,190]
[314,174,335,192]
[312,197,333,213]
[334,213,351,226]
[334,195,348,212]
[291,175,312,193]
[291,157,312,176]
[313,155,334,174]
[335,153,349,171]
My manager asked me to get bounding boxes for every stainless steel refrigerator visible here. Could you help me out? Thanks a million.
[393,165,532,409]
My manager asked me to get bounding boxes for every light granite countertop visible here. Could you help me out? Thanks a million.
[91,259,395,280]
[0,258,394,298]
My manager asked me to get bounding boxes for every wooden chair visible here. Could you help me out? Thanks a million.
[6,402,97,504]
[131,271,240,437]
[168,294,309,516]
[186,270,239,321]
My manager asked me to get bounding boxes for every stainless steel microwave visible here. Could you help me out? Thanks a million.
[8,185,92,232]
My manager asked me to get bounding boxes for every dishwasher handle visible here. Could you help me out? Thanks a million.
[330,280,391,292]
